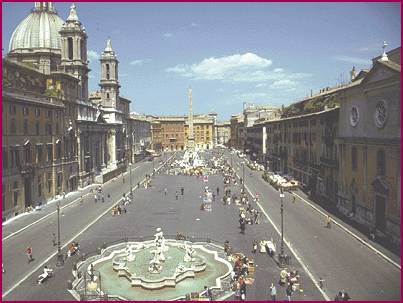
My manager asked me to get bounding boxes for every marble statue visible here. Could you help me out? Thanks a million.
[184,243,196,262]
[125,244,136,262]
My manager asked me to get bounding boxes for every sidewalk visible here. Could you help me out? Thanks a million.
[293,189,401,263]
[2,160,147,240]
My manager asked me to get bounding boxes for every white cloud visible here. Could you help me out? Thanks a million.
[334,55,371,65]
[130,59,151,66]
[256,83,267,88]
[191,22,199,27]
[163,32,173,38]
[87,50,100,60]
[166,53,272,81]
[270,79,297,89]
[166,52,311,86]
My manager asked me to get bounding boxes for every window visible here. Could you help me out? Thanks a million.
[57,173,62,189]
[47,110,52,119]
[25,143,32,164]
[35,108,41,117]
[106,64,110,80]
[352,146,357,171]
[13,181,19,206]
[47,173,52,193]
[11,119,16,134]
[9,104,16,115]
[36,121,40,135]
[107,93,110,99]
[12,147,20,168]
[38,176,42,197]
[23,119,28,135]
[46,123,52,135]
[47,144,53,162]
[56,141,62,159]
[37,145,43,163]
[2,147,8,169]
[68,37,73,60]
[377,150,386,176]
[23,107,29,116]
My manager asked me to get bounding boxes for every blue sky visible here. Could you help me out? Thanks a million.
[2,2,401,120]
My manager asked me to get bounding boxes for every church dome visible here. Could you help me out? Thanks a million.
[9,2,65,52]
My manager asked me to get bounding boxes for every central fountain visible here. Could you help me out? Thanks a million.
[110,228,207,289]
[69,229,233,300]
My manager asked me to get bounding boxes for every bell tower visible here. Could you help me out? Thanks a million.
[59,3,90,100]
[99,39,120,108]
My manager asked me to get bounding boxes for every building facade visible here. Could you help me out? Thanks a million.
[336,48,401,243]
[215,121,231,146]
[2,2,135,220]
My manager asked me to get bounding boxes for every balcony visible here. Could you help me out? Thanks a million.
[320,156,338,168]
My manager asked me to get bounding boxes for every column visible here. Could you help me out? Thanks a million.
[109,130,117,168]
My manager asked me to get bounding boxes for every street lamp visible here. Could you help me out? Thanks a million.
[56,201,64,267]
[129,163,133,195]
[279,187,286,268]
[242,162,245,193]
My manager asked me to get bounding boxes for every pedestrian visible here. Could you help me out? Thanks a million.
[164,188,167,196]
[252,240,258,254]
[52,233,57,246]
[175,191,179,200]
[181,187,184,195]
[325,215,332,228]
[137,182,140,189]
[270,283,277,301]
[80,195,84,205]
[240,278,247,301]
[94,194,98,203]
[101,194,105,203]
[216,187,220,196]
[26,246,34,263]
[286,283,293,301]
[204,285,213,301]
[292,195,296,203]
[341,290,351,301]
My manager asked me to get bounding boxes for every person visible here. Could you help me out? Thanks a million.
[164,188,167,196]
[38,265,53,283]
[270,283,277,301]
[340,290,351,301]
[181,187,184,195]
[292,195,296,203]
[286,283,293,301]
[101,194,105,203]
[216,187,220,196]
[26,246,34,263]
[94,194,98,203]
[335,291,343,301]
[326,215,332,228]
[240,278,247,301]
[252,240,258,253]
[175,191,179,200]
[204,286,213,301]
[52,233,57,246]
[224,240,231,256]
[240,218,246,234]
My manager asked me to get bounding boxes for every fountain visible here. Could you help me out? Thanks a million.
[69,230,234,301]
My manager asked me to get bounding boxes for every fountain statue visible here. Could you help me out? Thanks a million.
[125,244,136,262]
[184,243,196,262]
[148,251,162,274]
[154,228,168,252]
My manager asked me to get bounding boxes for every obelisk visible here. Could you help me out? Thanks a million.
[187,87,195,151]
